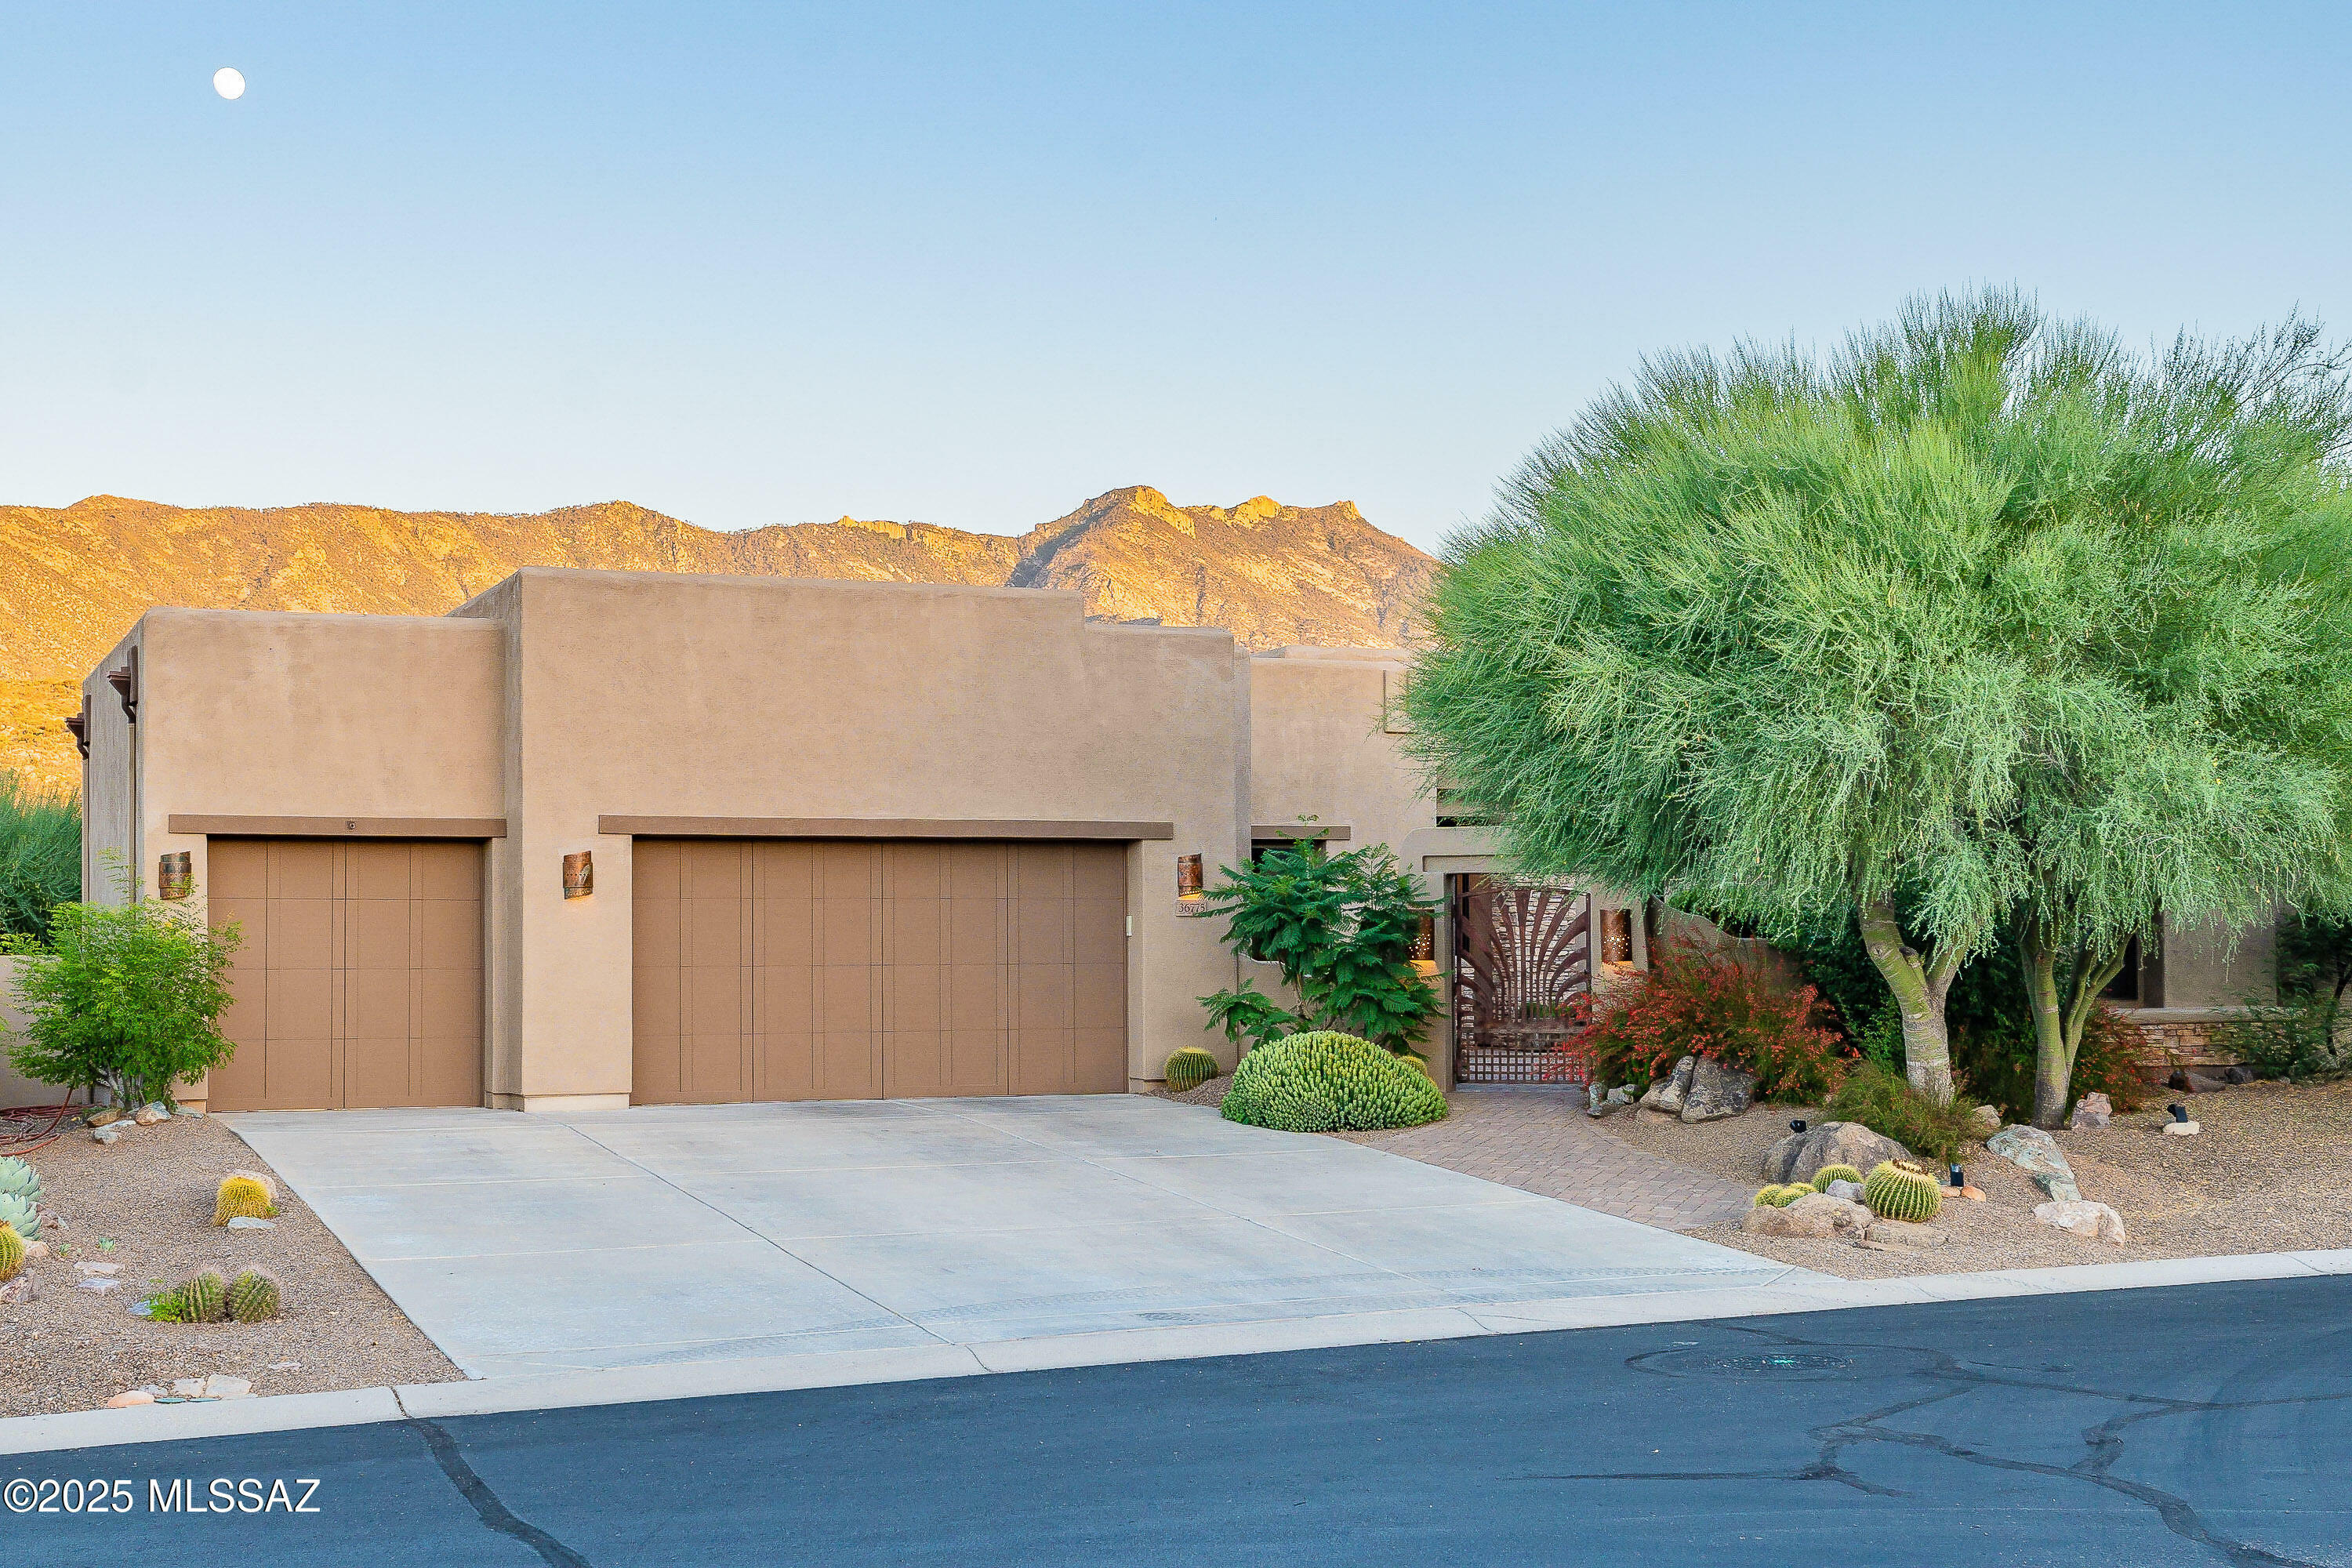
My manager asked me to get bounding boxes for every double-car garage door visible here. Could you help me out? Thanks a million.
[207,839,485,1112]
[631,839,1129,1102]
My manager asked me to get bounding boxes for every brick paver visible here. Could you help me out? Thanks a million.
[1339,1088,1753,1231]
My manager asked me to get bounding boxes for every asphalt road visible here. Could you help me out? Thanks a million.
[11,1276,2350,1567]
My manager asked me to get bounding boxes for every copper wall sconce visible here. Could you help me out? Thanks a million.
[1175,853,1203,901]
[158,851,191,901]
[562,851,593,898]
[1601,907,1633,964]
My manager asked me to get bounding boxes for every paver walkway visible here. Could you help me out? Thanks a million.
[1339,1087,1754,1229]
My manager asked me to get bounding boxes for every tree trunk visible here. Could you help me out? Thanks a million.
[2023,926,2130,1129]
[1858,897,1963,1105]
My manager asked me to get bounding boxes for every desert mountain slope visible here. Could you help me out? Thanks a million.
[0,485,1436,791]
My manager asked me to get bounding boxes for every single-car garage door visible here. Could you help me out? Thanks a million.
[632,840,1127,1103]
[206,840,485,1111]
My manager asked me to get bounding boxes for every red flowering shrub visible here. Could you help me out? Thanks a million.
[1548,949,1850,1102]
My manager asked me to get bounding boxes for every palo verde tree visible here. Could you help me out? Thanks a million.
[1404,289,2352,1111]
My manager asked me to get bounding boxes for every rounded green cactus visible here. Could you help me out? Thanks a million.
[1752,1183,1809,1208]
[0,1221,22,1282]
[1809,1163,1865,1192]
[1221,1032,1447,1133]
[1861,1160,1944,1223]
[228,1269,282,1323]
[0,1156,40,1207]
[0,1192,36,1247]
[213,1175,275,1225]
[179,1269,229,1323]
[1163,1046,1221,1094]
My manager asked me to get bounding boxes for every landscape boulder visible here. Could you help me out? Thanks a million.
[2033,1200,2127,1246]
[1824,1178,1864,1203]
[1863,1220,1950,1248]
[1639,1056,1699,1116]
[1760,1120,1912,1185]
[1987,1124,2081,1202]
[1680,1058,1759,1123]
[2068,1092,2112,1131]
[1742,1192,1871,1239]
[1969,1104,2002,1134]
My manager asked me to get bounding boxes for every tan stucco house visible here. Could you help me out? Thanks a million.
[63,566,2270,1115]
[71,568,1605,1114]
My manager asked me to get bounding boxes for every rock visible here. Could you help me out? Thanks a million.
[105,1391,155,1408]
[1743,1192,1872,1239]
[1864,1220,1950,1248]
[170,1378,208,1399]
[2221,1065,2257,1085]
[1958,1185,1987,1201]
[201,1375,252,1399]
[0,1276,38,1305]
[74,1261,118,1276]
[21,1240,46,1259]
[1969,1104,2002,1134]
[2068,1092,2112,1131]
[2167,1069,2231,1094]
[2164,1120,2200,1136]
[1760,1121,1913,1185]
[73,1277,120,1294]
[226,1216,275,1229]
[1987,1124,2081,1203]
[91,1123,123,1145]
[176,1105,206,1117]
[267,1360,300,1372]
[1639,1056,1699,1115]
[1606,1085,1634,1108]
[85,1106,122,1127]
[1824,1178,1864,1203]
[133,1103,168,1127]
[1680,1058,1759,1123]
[1587,1082,1609,1113]
[2034,1199,2127,1246]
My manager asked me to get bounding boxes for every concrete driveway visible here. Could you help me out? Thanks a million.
[227,1095,1806,1380]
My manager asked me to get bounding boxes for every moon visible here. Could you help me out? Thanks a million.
[213,67,245,100]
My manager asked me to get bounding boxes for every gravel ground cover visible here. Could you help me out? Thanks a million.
[1599,1079,2352,1278]
[0,1114,461,1417]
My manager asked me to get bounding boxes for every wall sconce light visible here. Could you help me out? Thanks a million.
[158,851,191,901]
[1175,853,1203,901]
[63,695,89,759]
[1600,907,1633,965]
[562,851,594,898]
[1411,913,1436,963]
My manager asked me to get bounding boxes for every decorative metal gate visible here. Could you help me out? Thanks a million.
[1451,876,1592,1084]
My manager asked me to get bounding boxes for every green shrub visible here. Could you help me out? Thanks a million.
[3,863,241,1108]
[1162,1046,1221,1093]
[1861,1160,1943,1223]
[1221,1031,1447,1132]
[0,772,78,946]
[2218,996,2352,1083]
[1825,1062,1989,1164]
[1809,1163,1864,1192]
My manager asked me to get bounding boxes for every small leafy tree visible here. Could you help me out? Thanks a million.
[4,867,241,1107]
[1186,840,1440,1054]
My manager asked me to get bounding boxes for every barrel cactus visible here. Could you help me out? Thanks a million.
[1163,1046,1221,1094]
[1221,1032,1446,1132]
[0,1192,37,1247]
[0,1222,21,1282]
[1751,1184,1809,1208]
[179,1269,230,1323]
[0,1156,39,1207]
[213,1174,276,1225]
[1809,1163,1865,1193]
[1861,1160,1944,1223]
[229,1269,282,1323]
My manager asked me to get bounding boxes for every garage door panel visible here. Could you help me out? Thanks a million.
[633,837,1123,1105]
[343,1037,414,1109]
[634,840,681,899]
[267,843,334,900]
[688,1029,747,1102]
[208,839,484,1112]
[209,841,267,898]
[633,1033,684,1105]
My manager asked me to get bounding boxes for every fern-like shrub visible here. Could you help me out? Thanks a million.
[1221,1031,1446,1133]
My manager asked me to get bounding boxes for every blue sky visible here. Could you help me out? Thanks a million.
[4,2,2347,552]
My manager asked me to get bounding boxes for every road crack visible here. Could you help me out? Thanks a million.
[410,1417,595,1568]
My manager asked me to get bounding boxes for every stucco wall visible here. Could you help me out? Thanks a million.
[2160,913,2278,1010]
[0,955,77,1109]
[82,629,138,903]
[451,568,1246,1105]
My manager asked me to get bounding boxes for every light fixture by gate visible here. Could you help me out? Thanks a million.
[562,851,593,898]
[105,648,138,723]
[1411,913,1436,963]
[63,695,89,758]
[1600,907,1632,964]
[158,851,191,901]
[1175,853,1203,901]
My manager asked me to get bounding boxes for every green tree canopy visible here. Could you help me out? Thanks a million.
[1405,289,2352,1112]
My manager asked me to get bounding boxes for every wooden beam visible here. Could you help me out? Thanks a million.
[597,816,1176,840]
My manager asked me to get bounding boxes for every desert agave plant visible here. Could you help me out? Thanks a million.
[0,1191,38,1247]
[0,1156,40,1208]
